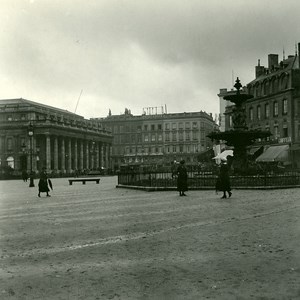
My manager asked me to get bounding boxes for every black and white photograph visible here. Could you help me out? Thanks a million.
[1,0,300,299]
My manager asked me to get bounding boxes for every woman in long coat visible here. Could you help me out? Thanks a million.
[38,168,51,197]
[216,158,232,199]
[177,160,188,196]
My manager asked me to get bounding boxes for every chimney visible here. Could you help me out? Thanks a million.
[255,59,265,78]
[219,88,227,95]
[268,54,279,71]
[298,43,300,68]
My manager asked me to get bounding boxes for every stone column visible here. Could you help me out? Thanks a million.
[79,140,84,171]
[74,139,78,171]
[95,142,99,169]
[31,136,37,172]
[54,136,58,170]
[67,138,72,173]
[61,138,65,173]
[27,137,31,172]
[100,143,104,168]
[85,141,89,170]
[106,144,109,169]
[110,144,113,170]
[90,142,94,170]
[46,135,51,171]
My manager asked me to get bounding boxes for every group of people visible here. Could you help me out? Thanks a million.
[176,157,232,199]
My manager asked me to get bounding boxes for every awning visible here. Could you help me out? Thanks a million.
[248,146,263,155]
[255,145,289,162]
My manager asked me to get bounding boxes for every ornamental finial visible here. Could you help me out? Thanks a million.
[234,77,242,92]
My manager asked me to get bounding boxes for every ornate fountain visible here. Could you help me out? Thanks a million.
[208,78,271,174]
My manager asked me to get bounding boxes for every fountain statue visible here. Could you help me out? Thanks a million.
[208,78,271,174]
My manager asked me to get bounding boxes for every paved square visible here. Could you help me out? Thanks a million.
[1,177,300,299]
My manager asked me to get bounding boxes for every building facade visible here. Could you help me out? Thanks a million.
[224,43,300,167]
[218,88,233,132]
[93,109,216,170]
[0,99,113,175]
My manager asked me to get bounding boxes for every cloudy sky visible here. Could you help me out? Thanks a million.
[1,0,300,119]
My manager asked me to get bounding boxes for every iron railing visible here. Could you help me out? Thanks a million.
[118,171,300,189]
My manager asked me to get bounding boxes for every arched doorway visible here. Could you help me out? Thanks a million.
[7,156,14,169]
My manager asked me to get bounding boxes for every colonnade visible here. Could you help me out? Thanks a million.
[29,134,111,173]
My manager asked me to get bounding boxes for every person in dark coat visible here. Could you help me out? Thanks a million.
[216,157,232,199]
[38,168,51,197]
[22,170,28,182]
[177,160,188,196]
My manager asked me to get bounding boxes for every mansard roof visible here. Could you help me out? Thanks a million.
[248,55,298,86]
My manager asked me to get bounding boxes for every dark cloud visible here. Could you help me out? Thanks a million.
[1,0,300,117]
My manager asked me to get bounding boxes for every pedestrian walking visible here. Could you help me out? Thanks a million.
[38,167,52,197]
[177,160,188,196]
[22,170,28,182]
[216,157,232,199]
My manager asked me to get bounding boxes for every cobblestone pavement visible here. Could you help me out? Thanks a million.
[0,176,300,299]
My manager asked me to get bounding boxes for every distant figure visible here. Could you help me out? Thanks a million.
[171,160,178,178]
[216,157,232,199]
[38,167,51,197]
[22,170,28,182]
[177,160,188,196]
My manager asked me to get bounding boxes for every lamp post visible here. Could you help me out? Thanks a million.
[28,123,35,187]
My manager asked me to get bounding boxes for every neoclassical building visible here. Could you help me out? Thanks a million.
[0,99,113,174]
[93,108,216,170]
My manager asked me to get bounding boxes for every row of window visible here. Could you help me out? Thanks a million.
[227,117,290,139]
[248,74,289,97]
[2,137,27,151]
[121,144,205,155]
[255,125,289,139]
[248,99,287,121]
[165,131,206,141]
[114,121,207,133]
[114,131,208,143]
[165,122,199,130]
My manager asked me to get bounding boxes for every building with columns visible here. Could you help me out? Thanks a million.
[0,99,113,175]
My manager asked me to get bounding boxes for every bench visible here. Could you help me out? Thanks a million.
[69,178,100,185]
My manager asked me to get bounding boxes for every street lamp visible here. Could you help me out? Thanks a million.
[28,123,35,187]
